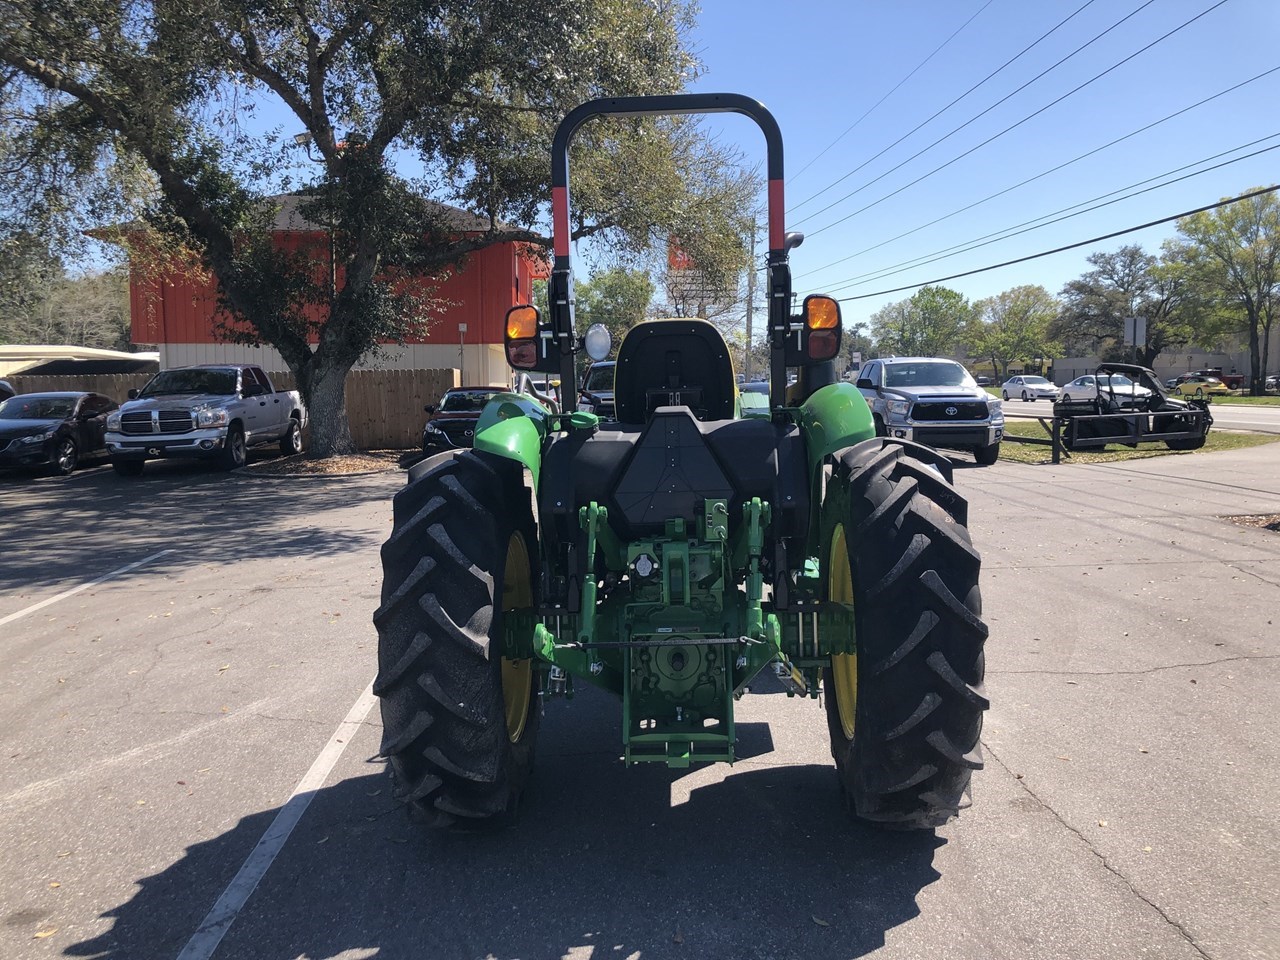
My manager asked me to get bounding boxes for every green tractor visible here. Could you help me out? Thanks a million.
[374,94,988,830]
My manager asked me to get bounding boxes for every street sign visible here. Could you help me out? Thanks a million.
[849,351,862,370]
[1122,316,1146,347]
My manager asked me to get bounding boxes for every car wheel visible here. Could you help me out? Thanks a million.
[279,418,303,456]
[1001,390,1009,400]
[220,424,247,470]
[1021,391,1029,401]
[52,437,79,476]
[1063,394,1072,403]
[1195,387,1204,398]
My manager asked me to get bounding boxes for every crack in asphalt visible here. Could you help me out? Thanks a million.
[983,740,1214,960]
[988,654,1279,677]
[1224,562,1280,590]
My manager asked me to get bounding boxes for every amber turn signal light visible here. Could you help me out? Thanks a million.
[804,295,840,330]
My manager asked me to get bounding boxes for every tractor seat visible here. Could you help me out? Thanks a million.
[613,318,735,424]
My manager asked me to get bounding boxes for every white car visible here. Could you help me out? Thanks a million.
[1002,375,1060,402]
[1060,373,1152,403]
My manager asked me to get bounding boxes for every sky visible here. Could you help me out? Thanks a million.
[682,0,1280,330]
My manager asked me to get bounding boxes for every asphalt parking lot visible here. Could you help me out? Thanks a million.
[1,445,1277,960]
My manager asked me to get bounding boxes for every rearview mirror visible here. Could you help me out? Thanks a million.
[127,389,139,400]
[424,405,435,414]
[504,304,558,372]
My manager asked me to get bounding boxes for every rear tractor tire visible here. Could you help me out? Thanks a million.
[820,438,989,829]
[373,450,540,828]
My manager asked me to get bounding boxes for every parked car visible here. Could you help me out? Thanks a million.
[1195,367,1244,389]
[1060,373,1151,403]
[577,360,616,419]
[856,357,1004,465]
[0,391,118,475]
[1171,375,1231,398]
[1267,374,1279,391]
[105,364,306,476]
[974,376,994,387]
[1001,375,1060,402]
[422,386,506,453]
[0,379,14,402]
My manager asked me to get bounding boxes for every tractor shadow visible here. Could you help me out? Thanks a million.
[69,689,944,960]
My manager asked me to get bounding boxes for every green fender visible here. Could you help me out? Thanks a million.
[798,382,876,546]
[473,392,551,487]
[798,381,876,475]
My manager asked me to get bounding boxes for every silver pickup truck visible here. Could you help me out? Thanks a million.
[856,356,1005,465]
[105,364,306,476]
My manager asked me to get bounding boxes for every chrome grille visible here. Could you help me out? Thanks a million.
[158,410,195,434]
[121,412,154,435]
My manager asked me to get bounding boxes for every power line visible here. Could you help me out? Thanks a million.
[791,0,1114,217]
[795,64,1280,280]
[822,137,1280,293]
[788,0,998,184]
[829,185,1280,302]
[803,0,1231,239]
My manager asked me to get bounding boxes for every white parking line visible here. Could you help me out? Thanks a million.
[0,549,173,629]
[176,681,378,960]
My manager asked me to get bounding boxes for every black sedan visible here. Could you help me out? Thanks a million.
[0,391,118,475]
[421,386,505,453]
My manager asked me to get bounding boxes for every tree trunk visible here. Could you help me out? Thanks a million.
[1248,310,1263,395]
[297,357,358,457]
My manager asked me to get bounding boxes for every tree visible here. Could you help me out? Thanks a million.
[1053,244,1193,367]
[968,285,1059,379]
[1171,190,1280,394]
[870,285,972,357]
[573,267,654,355]
[0,232,130,349]
[0,0,752,455]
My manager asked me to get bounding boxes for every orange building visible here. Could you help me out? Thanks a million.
[128,195,546,386]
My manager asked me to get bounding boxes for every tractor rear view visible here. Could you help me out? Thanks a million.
[374,94,989,830]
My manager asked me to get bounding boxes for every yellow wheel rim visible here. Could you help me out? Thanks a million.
[828,523,858,741]
[501,532,534,743]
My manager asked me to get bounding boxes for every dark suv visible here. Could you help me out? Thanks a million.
[421,386,505,453]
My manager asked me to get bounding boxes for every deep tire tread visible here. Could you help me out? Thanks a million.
[374,450,539,828]
[822,438,989,829]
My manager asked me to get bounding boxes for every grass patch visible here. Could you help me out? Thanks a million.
[997,420,1280,464]
[1211,394,1280,405]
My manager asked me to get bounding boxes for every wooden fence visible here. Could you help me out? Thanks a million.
[6,368,460,450]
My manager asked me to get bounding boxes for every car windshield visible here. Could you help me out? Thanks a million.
[584,364,615,392]
[1022,376,1049,385]
[884,361,974,388]
[1098,375,1135,387]
[439,390,497,412]
[0,396,76,419]
[139,369,238,396]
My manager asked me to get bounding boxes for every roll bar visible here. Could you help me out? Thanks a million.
[547,94,794,409]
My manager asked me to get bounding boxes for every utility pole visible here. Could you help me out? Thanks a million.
[743,221,757,379]
[458,322,467,385]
